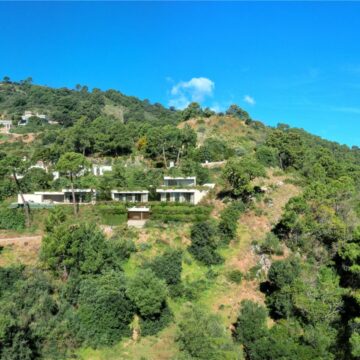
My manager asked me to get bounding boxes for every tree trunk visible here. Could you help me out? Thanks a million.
[13,171,30,227]
[162,146,168,169]
[70,174,77,216]
[176,145,184,166]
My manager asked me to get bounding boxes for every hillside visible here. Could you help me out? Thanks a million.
[0,79,181,126]
[0,80,359,360]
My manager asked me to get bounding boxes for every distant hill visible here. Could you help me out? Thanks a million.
[0,79,181,126]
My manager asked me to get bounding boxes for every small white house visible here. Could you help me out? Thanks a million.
[18,189,96,205]
[19,111,47,126]
[62,189,96,203]
[18,192,65,205]
[92,165,112,176]
[111,190,149,203]
[163,176,196,187]
[156,188,209,205]
[0,120,12,132]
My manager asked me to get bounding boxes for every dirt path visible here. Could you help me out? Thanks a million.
[0,235,42,246]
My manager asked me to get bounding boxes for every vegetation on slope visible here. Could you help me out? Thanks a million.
[0,78,359,360]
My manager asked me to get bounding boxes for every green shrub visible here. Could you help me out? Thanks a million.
[218,201,246,244]
[245,264,262,281]
[147,249,182,285]
[260,233,283,255]
[77,272,134,346]
[151,203,212,223]
[233,300,268,347]
[139,305,173,336]
[96,204,127,226]
[189,222,223,266]
[0,207,25,230]
[226,270,243,284]
[255,145,279,167]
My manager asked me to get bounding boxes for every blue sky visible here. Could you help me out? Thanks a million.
[1,2,360,146]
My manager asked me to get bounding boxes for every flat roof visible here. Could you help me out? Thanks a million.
[111,190,149,194]
[164,176,196,180]
[156,189,197,193]
[62,189,95,193]
[127,207,150,212]
[34,192,64,195]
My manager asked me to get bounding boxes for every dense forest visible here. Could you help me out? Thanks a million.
[0,77,359,360]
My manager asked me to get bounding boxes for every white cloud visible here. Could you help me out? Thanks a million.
[243,95,256,106]
[169,77,215,109]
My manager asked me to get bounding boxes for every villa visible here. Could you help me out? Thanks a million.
[19,111,47,126]
[111,190,149,202]
[156,176,214,205]
[163,176,196,187]
[18,189,96,205]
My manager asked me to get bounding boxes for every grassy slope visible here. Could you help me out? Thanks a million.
[78,170,300,360]
[178,115,268,151]
[0,116,298,360]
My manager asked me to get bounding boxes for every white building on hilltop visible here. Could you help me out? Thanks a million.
[19,111,47,126]
[156,176,214,205]
[0,120,13,133]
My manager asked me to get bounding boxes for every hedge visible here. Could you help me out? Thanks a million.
[151,203,212,223]
[95,204,127,226]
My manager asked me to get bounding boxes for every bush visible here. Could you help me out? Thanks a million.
[226,270,243,284]
[233,300,268,347]
[151,203,212,223]
[0,207,25,230]
[139,305,173,336]
[126,269,168,318]
[77,272,135,346]
[189,222,223,266]
[177,306,239,360]
[147,249,182,286]
[255,145,279,167]
[260,233,283,255]
[96,204,127,226]
[218,201,246,244]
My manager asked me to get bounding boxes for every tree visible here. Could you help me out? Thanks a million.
[189,221,222,265]
[56,152,90,215]
[225,104,250,121]
[126,269,167,318]
[0,155,31,227]
[177,306,240,360]
[148,249,182,286]
[2,76,11,84]
[181,102,203,121]
[223,156,266,199]
[77,272,135,346]
[41,222,116,279]
[233,300,268,349]
[0,270,58,359]
[21,167,53,192]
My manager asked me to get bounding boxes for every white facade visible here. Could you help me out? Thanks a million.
[18,189,95,205]
[0,120,12,132]
[111,190,149,202]
[156,188,209,205]
[92,165,112,176]
[18,192,65,204]
[19,111,47,125]
[163,176,196,187]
